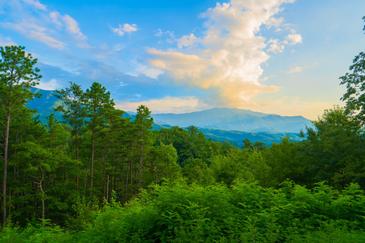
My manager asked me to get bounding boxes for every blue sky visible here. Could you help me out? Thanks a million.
[1,0,365,118]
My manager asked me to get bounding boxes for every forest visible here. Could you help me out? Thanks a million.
[0,29,365,242]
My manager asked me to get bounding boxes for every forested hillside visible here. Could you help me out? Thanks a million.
[27,89,307,146]
[151,108,312,133]
[0,42,364,242]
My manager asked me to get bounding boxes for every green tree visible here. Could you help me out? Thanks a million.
[305,107,364,186]
[146,144,181,184]
[0,46,41,224]
[182,158,214,185]
[84,82,114,198]
[13,141,54,222]
[133,105,153,187]
[340,16,365,125]
[210,152,254,186]
[56,82,86,160]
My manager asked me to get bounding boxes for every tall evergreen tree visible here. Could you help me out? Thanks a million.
[84,82,114,198]
[134,105,153,187]
[56,82,86,160]
[0,46,41,224]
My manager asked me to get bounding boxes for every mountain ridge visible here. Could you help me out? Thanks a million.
[152,107,312,133]
[27,88,311,146]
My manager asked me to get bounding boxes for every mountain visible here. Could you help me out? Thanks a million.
[28,88,61,122]
[152,108,312,133]
[27,89,311,146]
[199,128,303,147]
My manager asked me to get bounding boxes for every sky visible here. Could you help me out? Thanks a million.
[0,0,365,119]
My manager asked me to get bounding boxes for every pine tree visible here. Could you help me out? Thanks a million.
[56,82,86,160]
[84,82,114,199]
[134,105,153,187]
[0,46,41,224]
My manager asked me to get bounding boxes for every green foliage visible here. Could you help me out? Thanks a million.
[340,52,365,125]
[2,37,365,241]
[182,158,214,185]
[0,45,41,111]
[0,45,42,224]
[0,225,72,243]
[4,182,363,242]
[145,144,182,184]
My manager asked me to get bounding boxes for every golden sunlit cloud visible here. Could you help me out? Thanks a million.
[116,96,210,114]
[148,0,301,108]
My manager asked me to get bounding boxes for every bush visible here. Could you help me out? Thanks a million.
[1,181,364,242]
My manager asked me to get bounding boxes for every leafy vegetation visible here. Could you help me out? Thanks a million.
[0,182,364,242]
[0,19,365,242]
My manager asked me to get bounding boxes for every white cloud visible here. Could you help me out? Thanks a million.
[1,1,88,49]
[49,11,63,27]
[268,32,302,54]
[266,16,284,28]
[178,33,198,48]
[149,0,299,108]
[29,31,65,49]
[22,0,47,11]
[287,33,302,44]
[2,21,65,49]
[288,65,304,74]
[268,39,285,54]
[36,79,62,90]
[154,29,176,44]
[117,96,210,114]
[135,64,163,79]
[63,15,87,43]
[47,11,89,47]
[112,23,138,36]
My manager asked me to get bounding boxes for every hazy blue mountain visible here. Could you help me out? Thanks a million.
[28,88,61,122]
[27,89,310,146]
[199,128,302,147]
[152,108,312,133]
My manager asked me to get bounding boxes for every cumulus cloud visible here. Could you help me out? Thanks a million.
[287,33,302,44]
[112,23,138,36]
[148,0,300,108]
[267,32,302,54]
[117,96,210,114]
[178,33,198,48]
[268,39,285,54]
[266,16,284,28]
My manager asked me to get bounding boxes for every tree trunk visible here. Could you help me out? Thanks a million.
[90,131,95,198]
[125,162,129,197]
[39,170,45,223]
[106,175,109,202]
[139,128,145,187]
[2,112,10,225]
[75,135,80,192]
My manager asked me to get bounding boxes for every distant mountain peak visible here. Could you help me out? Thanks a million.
[152,107,312,133]
[28,88,313,134]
